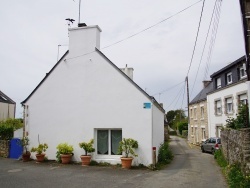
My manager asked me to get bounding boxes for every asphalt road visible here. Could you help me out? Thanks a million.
[0,136,227,188]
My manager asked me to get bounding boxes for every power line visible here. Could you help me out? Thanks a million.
[190,0,217,97]
[186,0,206,77]
[152,81,185,96]
[65,0,203,61]
[102,0,202,50]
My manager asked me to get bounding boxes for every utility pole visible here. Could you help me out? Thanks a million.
[186,76,190,140]
[239,0,250,126]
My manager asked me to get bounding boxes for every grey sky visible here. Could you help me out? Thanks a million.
[0,0,244,118]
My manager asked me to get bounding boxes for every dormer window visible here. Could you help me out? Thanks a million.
[240,64,247,79]
[226,72,232,85]
[216,77,221,89]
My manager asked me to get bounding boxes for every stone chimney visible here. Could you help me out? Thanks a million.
[202,80,212,88]
[68,24,102,57]
[120,64,134,80]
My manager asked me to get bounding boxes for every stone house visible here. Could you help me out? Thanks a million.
[21,23,165,166]
[188,81,213,145]
[0,90,16,121]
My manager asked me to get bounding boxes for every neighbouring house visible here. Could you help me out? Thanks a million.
[207,56,248,138]
[188,81,213,145]
[21,24,165,166]
[0,90,16,121]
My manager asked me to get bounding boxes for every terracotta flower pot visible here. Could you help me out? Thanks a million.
[80,155,91,166]
[22,152,31,162]
[36,153,45,162]
[121,157,133,169]
[60,154,72,164]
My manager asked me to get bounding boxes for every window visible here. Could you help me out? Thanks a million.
[97,130,122,155]
[190,109,193,118]
[226,98,233,114]
[201,128,206,140]
[238,93,247,105]
[240,64,247,79]
[216,126,221,137]
[215,100,222,115]
[200,106,204,119]
[216,77,221,89]
[194,108,197,120]
[226,72,232,84]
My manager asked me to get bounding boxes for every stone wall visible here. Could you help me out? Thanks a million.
[0,140,9,158]
[221,128,250,174]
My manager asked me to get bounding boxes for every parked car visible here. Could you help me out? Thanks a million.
[201,137,221,154]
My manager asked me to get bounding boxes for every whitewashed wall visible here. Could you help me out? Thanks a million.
[24,25,164,166]
[207,82,248,137]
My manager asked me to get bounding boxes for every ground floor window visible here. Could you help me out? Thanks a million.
[97,130,122,155]
[201,128,206,140]
[216,126,221,137]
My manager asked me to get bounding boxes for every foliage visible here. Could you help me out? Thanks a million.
[166,109,187,130]
[214,149,250,187]
[79,139,95,156]
[182,130,188,138]
[56,143,74,155]
[18,137,29,154]
[157,142,174,165]
[178,122,188,135]
[226,104,248,129]
[118,138,138,158]
[214,149,227,168]
[31,143,48,154]
[0,126,13,140]
[227,163,250,188]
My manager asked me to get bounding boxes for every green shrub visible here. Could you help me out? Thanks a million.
[214,149,227,168]
[182,130,188,138]
[158,142,173,165]
[227,163,250,188]
[226,104,248,129]
[178,122,188,135]
[0,125,13,140]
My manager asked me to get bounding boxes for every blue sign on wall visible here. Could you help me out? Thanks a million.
[143,103,151,109]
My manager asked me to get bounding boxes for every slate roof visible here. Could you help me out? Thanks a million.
[0,90,15,104]
[210,56,245,78]
[189,82,213,105]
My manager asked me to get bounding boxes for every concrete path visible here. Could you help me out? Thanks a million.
[0,136,227,188]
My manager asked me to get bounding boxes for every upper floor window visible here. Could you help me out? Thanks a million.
[200,106,204,119]
[216,77,221,89]
[194,108,197,120]
[226,97,233,114]
[190,109,193,118]
[215,100,222,115]
[240,64,247,79]
[226,72,232,85]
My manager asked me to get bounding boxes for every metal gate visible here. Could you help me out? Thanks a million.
[9,138,22,159]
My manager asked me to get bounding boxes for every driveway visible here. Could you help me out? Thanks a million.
[0,136,227,188]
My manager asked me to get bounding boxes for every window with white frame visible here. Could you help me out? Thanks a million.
[216,77,221,89]
[226,72,232,84]
[200,106,204,119]
[215,100,222,115]
[239,93,247,105]
[226,98,233,114]
[97,129,122,155]
[190,108,193,118]
[216,125,222,137]
[240,64,247,79]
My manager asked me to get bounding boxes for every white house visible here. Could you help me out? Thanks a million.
[207,56,248,138]
[21,24,165,166]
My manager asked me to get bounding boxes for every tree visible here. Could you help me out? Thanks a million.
[166,109,187,130]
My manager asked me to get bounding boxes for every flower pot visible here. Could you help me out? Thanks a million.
[60,154,72,164]
[22,152,31,162]
[121,157,133,169]
[36,153,45,162]
[80,155,91,166]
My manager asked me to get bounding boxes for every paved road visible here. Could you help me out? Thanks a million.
[0,136,227,188]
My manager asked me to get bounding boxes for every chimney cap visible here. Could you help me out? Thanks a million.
[78,23,87,27]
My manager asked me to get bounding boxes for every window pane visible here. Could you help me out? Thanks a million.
[97,130,109,154]
[111,130,122,155]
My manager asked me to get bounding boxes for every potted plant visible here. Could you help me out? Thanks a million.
[31,143,48,162]
[79,139,95,166]
[18,137,31,162]
[56,143,74,164]
[118,138,138,169]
